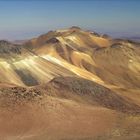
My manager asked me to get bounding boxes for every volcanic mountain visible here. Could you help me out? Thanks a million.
[0,27,140,140]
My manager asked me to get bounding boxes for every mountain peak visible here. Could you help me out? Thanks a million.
[70,26,81,30]
[0,40,10,46]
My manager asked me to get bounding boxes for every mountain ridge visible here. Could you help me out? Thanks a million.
[0,27,140,140]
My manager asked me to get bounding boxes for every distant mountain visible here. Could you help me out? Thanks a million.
[0,40,22,54]
[12,39,28,45]
[117,36,140,43]
[127,36,140,42]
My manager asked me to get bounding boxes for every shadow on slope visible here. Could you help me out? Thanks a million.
[41,77,140,115]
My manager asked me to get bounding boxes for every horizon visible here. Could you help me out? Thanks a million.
[0,0,140,40]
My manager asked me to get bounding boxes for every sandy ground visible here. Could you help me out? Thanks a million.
[0,95,140,140]
[0,96,118,140]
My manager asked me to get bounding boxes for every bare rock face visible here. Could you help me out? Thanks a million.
[0,40,22,54]
[70,26,81,29]
[0,86,42,108]
[45,37,60,44]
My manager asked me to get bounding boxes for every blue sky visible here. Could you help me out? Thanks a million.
[0,0,140,40]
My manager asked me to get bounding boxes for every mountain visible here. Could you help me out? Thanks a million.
[121,36,140,42]
[12,39,28,45]
[0,40,75,86]
[25,27,140,89]
[0,27,140,140]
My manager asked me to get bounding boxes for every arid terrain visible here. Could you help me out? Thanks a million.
[0,27,140,140]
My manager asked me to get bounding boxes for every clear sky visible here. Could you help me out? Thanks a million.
[0,0,140,40]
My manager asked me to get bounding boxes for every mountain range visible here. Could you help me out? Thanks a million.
[0,27,140,140]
